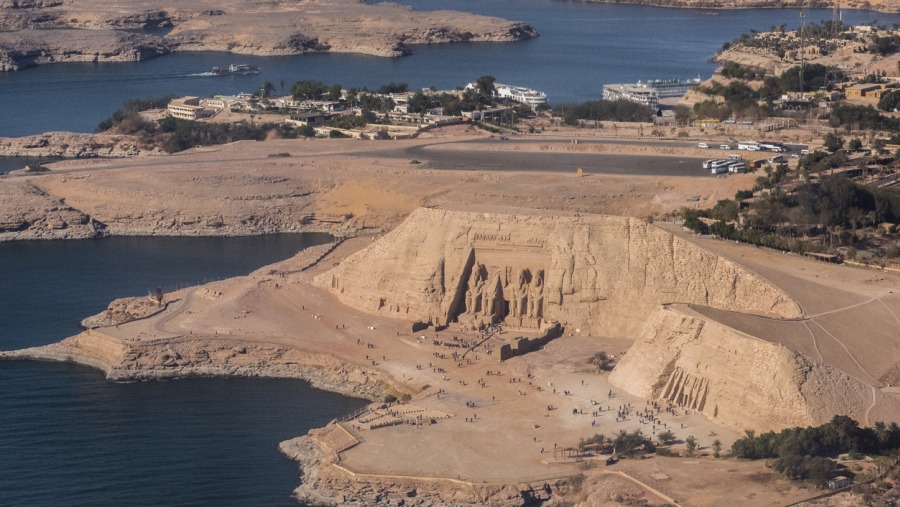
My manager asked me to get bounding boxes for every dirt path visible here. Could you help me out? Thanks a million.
[153,289,194,335]
[809,320,879,386]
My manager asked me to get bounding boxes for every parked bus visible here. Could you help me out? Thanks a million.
[727,161,747,173]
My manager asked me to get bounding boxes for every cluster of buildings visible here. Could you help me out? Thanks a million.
[163,80,550,139]
[842,81,899,102]
[602,78,702,110]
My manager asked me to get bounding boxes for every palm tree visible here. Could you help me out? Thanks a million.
[874,421,890,446]
[712,439,722,458]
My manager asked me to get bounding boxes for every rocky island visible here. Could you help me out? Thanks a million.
[0,0,538,71]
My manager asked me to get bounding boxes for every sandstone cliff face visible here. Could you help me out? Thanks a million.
[0,132,155,158]
[609,306,878,432]
[316,208,800,337]
[281,424,574,507]
[0,30,171,71]
[0,179,106,239]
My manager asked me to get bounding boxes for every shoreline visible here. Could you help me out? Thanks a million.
[3,205,899,506]
[0,337,388,402]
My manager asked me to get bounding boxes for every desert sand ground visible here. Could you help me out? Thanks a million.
[9,218,897,505]
[0,125,768,241]
[4,129,899,505]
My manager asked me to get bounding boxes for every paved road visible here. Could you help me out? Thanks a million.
[365,142,711,177]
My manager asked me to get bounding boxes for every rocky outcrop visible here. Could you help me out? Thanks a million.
[0,132,156,157]
[81,296,166,328]
[279,423,574,507]
[609,306,896,432]
[317,207,800,337]
[0,179,106,239]
[0,0,538,70]
[0,30,171,71]
[1,332,393,400]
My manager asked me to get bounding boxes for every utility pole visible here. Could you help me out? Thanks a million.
[832,0,841,38]
[799,1,807,93]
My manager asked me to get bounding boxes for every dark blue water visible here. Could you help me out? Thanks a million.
[1,1,896,137]
[0,235,368,506]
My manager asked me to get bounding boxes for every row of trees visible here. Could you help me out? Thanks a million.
[682,173,900,254]
[831,103,900,132]
[551,100,653,125]
[96,96,175,132]
[732,416,900,485]
[578,430,656,456]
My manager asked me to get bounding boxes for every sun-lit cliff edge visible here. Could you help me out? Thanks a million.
[609,305,900,433]
[316,207,801,338]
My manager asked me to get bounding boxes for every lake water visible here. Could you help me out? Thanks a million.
[0,2,896,137]
[0,234,368,506]
[1,2,899,504]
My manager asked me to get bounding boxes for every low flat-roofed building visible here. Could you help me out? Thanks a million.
[286,112,330,128]
[462,106,514,122]
[298,100,345,112]
[167,97,215,120]
[844,83,882,99]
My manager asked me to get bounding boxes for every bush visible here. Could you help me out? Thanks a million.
[267,152,291,158]
[658,430,676,446]
[588,351,615,371]
[614,430,655,456]
[578,433,606,449]
[96,95,175,132]
[655,446,677,457]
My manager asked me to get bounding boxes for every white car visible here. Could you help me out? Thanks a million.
[720,144,732,150]
[698,143,709,149]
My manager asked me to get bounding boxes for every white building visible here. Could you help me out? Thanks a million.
[602,83,658,109]
[464,82,549,108]
[167,97,215,120]
[603,78,701,109]
[494,84,548,108]
[639,78,701,98]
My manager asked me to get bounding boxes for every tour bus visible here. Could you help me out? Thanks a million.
[760,142,785,152]
[768,155,785,164]
[728,154,742,160]
[737,141,760,151]
[702,159,722,169]
[727,161,747,173]
[709,160,731,174]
